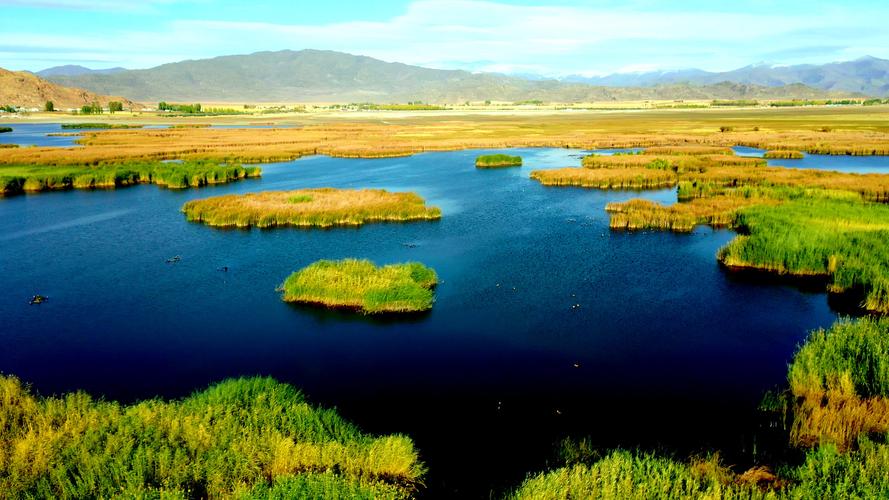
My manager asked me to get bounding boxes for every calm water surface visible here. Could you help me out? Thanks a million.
[0,145,844,496]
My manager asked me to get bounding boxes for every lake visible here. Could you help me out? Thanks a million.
[0,144,851,496]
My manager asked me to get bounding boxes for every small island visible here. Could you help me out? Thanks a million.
[0,127,12,133]
[763,150,805,159]
[475,154,522,168]
[60,123,143,129]
[181,188,441,228]
[279,259,438,314]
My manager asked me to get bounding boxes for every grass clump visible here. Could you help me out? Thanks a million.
[786,317,889,449]
[182,188,441,228]
[0,375,423,498]
[476,154,522,168]
[279,259,437,314]
[0,126,11,133]
[764,150,805,159]
[60,123,142,129]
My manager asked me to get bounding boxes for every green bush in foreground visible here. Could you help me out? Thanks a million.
[476,154,522,168]
[0,376,422,499]
[280,259,438,314]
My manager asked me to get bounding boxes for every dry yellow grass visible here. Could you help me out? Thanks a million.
[530,167,677,190]
[605,196,778,232]
[181,188,441,228]
[3,107,889,167]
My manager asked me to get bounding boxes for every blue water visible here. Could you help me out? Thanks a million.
[0,123,89,147]
[733,146,889,173]
[0,147,838,496]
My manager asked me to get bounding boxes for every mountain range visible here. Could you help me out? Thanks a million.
[0,68,136,110]
[37,50,872,104]
[565,56,889,96]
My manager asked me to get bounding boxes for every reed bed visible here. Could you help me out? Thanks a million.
[530,167,677,189]
[60,123,142,129]
[182,188,441,228]
[0,375,423,498]
[644,145,734,155]
[786,318,889,450]
[511,442,889,499]
[475,153,522,168]
[718,197,889,313]
[606,195,775,232]
[0,160,260,196]
[764,150,805,159]
[279,259,438,314]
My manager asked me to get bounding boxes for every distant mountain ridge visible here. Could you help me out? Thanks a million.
[36,65,126,78]
[566,56,889,96]
[41,49,861,103]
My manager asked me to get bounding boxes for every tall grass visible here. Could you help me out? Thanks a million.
[475,154,522,168]
[718,197,889,313]
[0,160,260,196]
[60,123,142,129]
[764,150,805,159]
[0,375,423,498]
[530,168,677,189]
[182,188,441,228]
[279,259,438,314]
[786,318,889,448]
[511,441,889,499]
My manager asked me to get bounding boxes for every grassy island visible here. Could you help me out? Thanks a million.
[0,160,260,196]
[60,123,143,129]
[764,150,805,159]
[512,317,889,499]
[475,154,523,168]
[0,376,423,498]
[279,259,438,314]
[182,188,441,228]
[0,126,11,133]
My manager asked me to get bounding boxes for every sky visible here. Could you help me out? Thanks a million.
[2,0,888,76]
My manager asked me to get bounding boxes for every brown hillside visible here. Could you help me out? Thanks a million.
[0,68,138,110]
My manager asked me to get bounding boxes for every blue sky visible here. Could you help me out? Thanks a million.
[2,0,888,75]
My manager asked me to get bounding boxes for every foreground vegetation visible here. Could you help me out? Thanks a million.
[513,318,889,499]
[476,154,522,168]
[0,160,260,195]
[181,188,441,228]
[279,259,438,314]
[0,376,423,498]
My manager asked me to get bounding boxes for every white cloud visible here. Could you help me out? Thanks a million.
[3,0,889,74]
